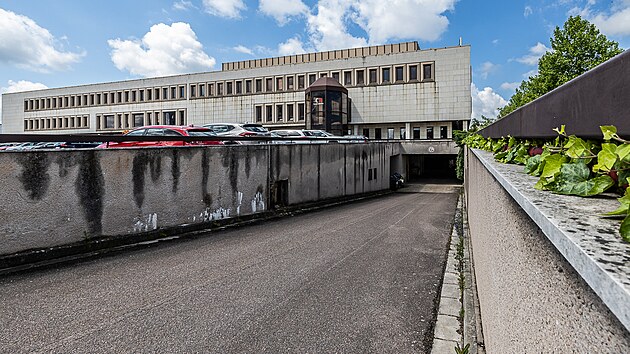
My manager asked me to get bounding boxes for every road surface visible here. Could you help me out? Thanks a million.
[0,185,459,353]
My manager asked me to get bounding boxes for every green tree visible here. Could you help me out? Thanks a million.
[499,16,623,117]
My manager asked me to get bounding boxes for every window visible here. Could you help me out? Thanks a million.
[70,96,75,107]
[369,69,377,84]
[255,106,263,122]
[255,79,263,92]
[131,90,136,102]
[277,105,283,121]
[179,110,185,125]
[226,82,233,95]
[320,72,327,78]
[153,88,159,100]
[332,72,340,82]
[413,127,420,139]
[276,77,283,91]
[400,128,406,139]
[266,105,273,122]
[163,88,169,100]
[209,84,214,96]
[363,128,370,138]
[426,126,434,139]
[440,126,448,139]
[344,71,352,86]
[287,76,294,90]
[287,103,294,121]
[409,65,418,80]
[217,83,223,95]
[236,81,242,94]
[308,74,316,86]
[199,84,205,97]
[423,63,433,80]
[298,103,305,121]
[133,113,144,127]
[171,87,177,99]
[374,128,382,139]
[164,111,176,125]
[387,128,394,139]
[103,94,108,104]
[356,70,365,85]
[190,85,196,98]
[297,75,305,89]
[266,78,273,92]
[105,115,114,129]
[179,86,185,98]
[139,90,144,101]
[89,95,94,105]
[382,68,390,83]
[395,66,404,82]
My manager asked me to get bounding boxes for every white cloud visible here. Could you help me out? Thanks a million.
[500,82,520,91]
[0,80,48,124]
[108,22,216,77]
[233,45,254,55]
[259,0,309,25]
[0,8,84,73]
[306,0,368,51]
[173,1,195,11]
[515,42,549,66]
[349,0,457,43]
[202,0,246,18]
[479,61,498,80]
[278,37,308,55]
[524,6,533,17]
[590,6,630,36]
[492,39,499,45]
[471,83,507,119]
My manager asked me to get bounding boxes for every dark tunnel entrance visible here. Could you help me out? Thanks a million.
[406,154,458,181]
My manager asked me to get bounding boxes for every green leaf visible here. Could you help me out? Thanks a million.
[553,125,566,136]
[535,153,569,190]
[553,162,614,196]
[525,154,542,175]
[564,135,592,159]
[601,125,617,141]
[604,188,630,217]
[616,144,630,163]
[620,215,630,242]
[592,143,618,173]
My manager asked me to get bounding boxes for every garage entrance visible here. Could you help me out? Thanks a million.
[406,154,457,181]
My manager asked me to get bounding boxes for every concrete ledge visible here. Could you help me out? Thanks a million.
[470,149,630,332]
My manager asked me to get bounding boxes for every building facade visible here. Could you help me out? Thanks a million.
[1,42,471,178]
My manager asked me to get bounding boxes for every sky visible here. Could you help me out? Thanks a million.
[1,0,629,124]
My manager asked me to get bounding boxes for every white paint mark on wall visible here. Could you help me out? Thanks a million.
[236,191,243,215]
[133,213,158,232]
[251,192,265,213]
[199,207,231,222]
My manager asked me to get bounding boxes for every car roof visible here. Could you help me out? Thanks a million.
[133,125,212,130]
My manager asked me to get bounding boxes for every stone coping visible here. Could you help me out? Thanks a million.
[471,148,630,332]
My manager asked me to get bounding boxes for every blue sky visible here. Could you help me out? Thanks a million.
[1,0,629,123]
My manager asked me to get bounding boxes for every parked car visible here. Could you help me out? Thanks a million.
[390,172,405,190]
[203,123,271,138]
[301,130,338,138]
[97,125,224,148]
[4,142,42,151]
[339,135,369,143]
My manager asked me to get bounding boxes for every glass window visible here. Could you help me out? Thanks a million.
[413,127,420,139]
[190,85,196,97]
[400,127,406,139]
[266,105,273,122]
[162,88,168,100]
[387,128,394,139]
[276,77,283,91]
[266,78,273,92]
[131,91,137,102]
[298,103,305,121]
[287,103,294,121]
[363,128,370,138]
[287,76,294,90]
[171,87,177,99]
[332,72,340,82]
[426,126,434,139]
[356,70,365,85]
[255,79,263,92]
[226,82,233,95]
[440,126,448,139]
[395,66,404,82]
[217,83,223,95]
[105,115,114,129]
[198,84,205,97]
[297,75,305,89]
[423,63,433,80]
[179,110,185,125]
[209,84,214,96]
[344,71,352,86]
[164,111,176,125]
[236,81,242,94]
[133,113,144,127]
[382,68,390,83]
[179,86,185,98]
[308,74,316,85]
[245,80,252,93]
[369,69,377,84]
[255,106,263,122]
[277,105,283,121]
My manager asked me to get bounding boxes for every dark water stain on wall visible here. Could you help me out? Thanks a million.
[17,153,51,200]
[222,148,239,193]
[201,149,212,207]
[171,149,181,193]
[132,151,163,209]
[75,151,105,236]
[245,147,252,178]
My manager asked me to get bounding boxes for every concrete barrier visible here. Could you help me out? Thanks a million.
[0,143,398,260]
[465,148,630,352]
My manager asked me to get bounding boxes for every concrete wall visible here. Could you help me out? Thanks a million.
[465,150,630,353]
[0,143,397,257]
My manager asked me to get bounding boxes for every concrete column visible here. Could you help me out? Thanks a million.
[405,123,411,140]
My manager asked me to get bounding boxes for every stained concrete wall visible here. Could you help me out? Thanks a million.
[0,143,398,257]
[465,150,630,353]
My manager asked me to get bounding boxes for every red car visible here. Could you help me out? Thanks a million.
[97,125,225,148]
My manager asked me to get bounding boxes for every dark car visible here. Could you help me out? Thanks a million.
[97,125,223,148]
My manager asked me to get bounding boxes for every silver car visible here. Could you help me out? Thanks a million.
[203,123,271,137]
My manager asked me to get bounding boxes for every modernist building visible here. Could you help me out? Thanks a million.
[1,41,471,178]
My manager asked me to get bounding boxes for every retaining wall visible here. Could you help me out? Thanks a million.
[0,143,397,257]
[465,149,630,353]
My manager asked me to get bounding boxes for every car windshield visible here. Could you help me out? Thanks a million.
[304,130,327,137]
[243,125,268,133]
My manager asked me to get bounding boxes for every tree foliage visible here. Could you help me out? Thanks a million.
[499,16,623,118]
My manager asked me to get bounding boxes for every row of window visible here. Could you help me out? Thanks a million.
[363,125,449,140]
[23,62,434,112]
[24,115,89,131]
[95,110,187,131]
[254,102,306,124]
